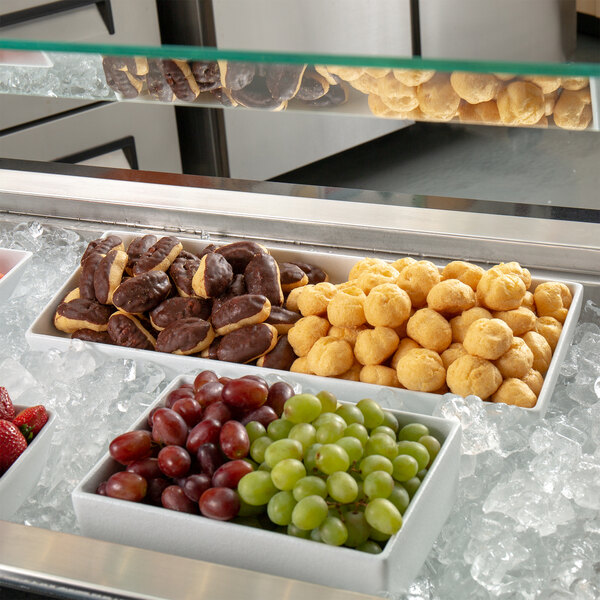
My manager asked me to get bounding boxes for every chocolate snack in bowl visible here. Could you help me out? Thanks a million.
[102,58,143,99]
[94,250,128,305]
[245,253,285,307]
[132,236,183,276]
[149,297,212,331]
[160,60,201,102]
[191,61,221,92]
[54,298,112,334]
[211,88,238,107]
[290,262,329,284]
[256,335,296,371]
[210,274,248,319]
[217,323,278,364]
[81,235,124,265]
[146,61,175,103]
[126,235,159,275]
[201,337,220,360]
[279,262,309,293]
[215,241,269,274]
[79,252,105,300]
[265,306,301,335]
[71,329,114,345]
[212,294,272,336]
[156,318,215,355]
[107,312,156,351]
[218,61,256,91]
[302,82,349,107]
[112,271,172,315]
[169,251,201,297]
[266,64,308,101]
[296,70,330,102]
[231,76,288,111]
[191,253,234,299]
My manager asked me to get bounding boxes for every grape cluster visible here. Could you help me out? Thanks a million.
[99,370,441,553]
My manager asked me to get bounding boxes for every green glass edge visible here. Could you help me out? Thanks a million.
[0,39,599,77]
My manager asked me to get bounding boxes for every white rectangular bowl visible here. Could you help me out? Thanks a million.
[26,230,583,417]
[73,372,461,596]
[0,406,56,521]
[0,247,33,303]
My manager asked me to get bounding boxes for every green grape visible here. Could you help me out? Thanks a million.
[343,510,371,547]
[357,540,383,554]
[335,404,365,426]
[316,390,338,413]
[335,436,364,465]
[319,516,348,546]
[370,425,397,440]
[264,438,303,468]
[288,423,317,452]
[343,422,369,447]
[417,469,428,480]
[238,471,278,506]
[283,393,322,424]
[402,477,421,498]
[398,422,430,442]
[287,523,311,539]
[357,398,385,430]
[326,471,358,504]
[270,458,306,491]
[303,443,323,475]
[291,495,329,530]
[258,461,271,472]
[364,433,399,460]
[365,498,403,536]
[418,435,441,466]
[293,476,328,501]
[242,457,259,470]
[381,411,399,433]
[313,412,347,430]
[267,418,295,441]
[315,444,350,475]
[388,485,410,515]
[355,479,366,502]
[267,491,296,526]
[310,528,322,542]
[392,454,420,482]
[359,454,393,478]
[396,441,430,471]
[315,420,346,444]
[245,421,267,444]
[363,471,395,500]
[368,527,391,542]
[250,436,273,463]
[237,498,265,517]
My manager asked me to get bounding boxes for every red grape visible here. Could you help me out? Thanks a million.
[109,430,153,465]
[221,378,268,410]
[266,381,295,416]
[194,381,224,408]
[202,401,232,424]
[161,485,198,513]
[180,383,194,390]
[196,443,225,476]
[152,408,188,446]
[105,472,147,502]
[165,387,195,409]
[240,405,278,427]
[218,377,232,385]
[186,418,221,453]
[96,481,107,496]
[145,477,170,506]
[242,374,268,387]
[211,460,253,489]
[199,487,240,520]
[219,420,250,460]
[182,473,212,502]
[171,397,203,427]
[193,370,219,392]
[158,445,191,478]
[127,457,162,480]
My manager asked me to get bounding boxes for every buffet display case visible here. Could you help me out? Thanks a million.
[0,3,599,599]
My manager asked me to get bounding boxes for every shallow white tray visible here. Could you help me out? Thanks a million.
[0,248,32,303]
[72,371,461,596]
[25,230,583,417]
[0,406,56,521]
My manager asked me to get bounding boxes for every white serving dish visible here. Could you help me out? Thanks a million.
[0,406,56,521]
[73,371,461,596]
[25,230,583,418]
[0,248,33,303]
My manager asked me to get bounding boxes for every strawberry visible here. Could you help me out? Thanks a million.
[0,420,28,474]
[13,405,48,443]
[0,387,15,421]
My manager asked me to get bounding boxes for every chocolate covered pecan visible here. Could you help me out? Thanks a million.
[81,235,124,265]
[71,329,113,345]
[245,253,284,307]
[79,252,105,300]
[265,306,301,334]
[291,261,329,284]
[102,58,142,99]
[160,60,200,102]
[61,288,81,304]
[212,294,271,336]
[296,70,330,101]
[169,251,200,297]
[149,297,212,331]
[112,271,172,314]
[146,60,174,102]
[191,253,234,299]
[256,335,296,371]
[54,298,112,334]
[156,318,215,355]
[216,323,278,364]
[126,235,158,274]
[304,82,348,107]
[191,61,221,92]
[107,312,156,350]
[200,337,220,360]
[279,262,309,293]
[218,60,256,91]
[94,249,128,304]
[266,64,307,101]
[215,241,269,274]
[133,236,183,276]
[231,76,287,111]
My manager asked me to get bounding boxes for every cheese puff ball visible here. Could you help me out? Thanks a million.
[446,354,502,400]
[522,368,544,397]
[349,257,390,281]
[287,315,330,357]
[441,261,485,292]
[553,90,592,131]
[307,337,355,377]
[521,331,552,375]
[337,362,363,382]
[491,378,537,408]
[354,326,400,366]
[441,342,467,370]
[327,286,367,328]
[497,81,544,126]
[533,281,572,323]
[392,69,435,87]
[407,308,452,353]
[450,72,501,104]
[356,264,400,295]
[328,325,366,348]
[427,279,477,315]
[417,73,461,121]
[463,318,513,360]
[297,282,337,317]
[396,260,441,307]
[368,93,396,118]
[396,348,446,392]
[521,291,536,312]
[534,316,563,352]
[450,307,493,343]
[327,66,364,82]
[390,256,417,274]
[290,356,312,375]
[360,365,401,388]
[364,283,412,328]
[285,285,305,312]
[494,262,531,289]
[494,337,534,379]
[561,77,588,91]
[476,269,526,311]
[523,76,561,94]
[351,74,381,95]
[378,75,419,112]
[390,337,421,370]
[458,100,501,125]
[363,68,391,79]
[492,307,537,336]
[544,91,558,116]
